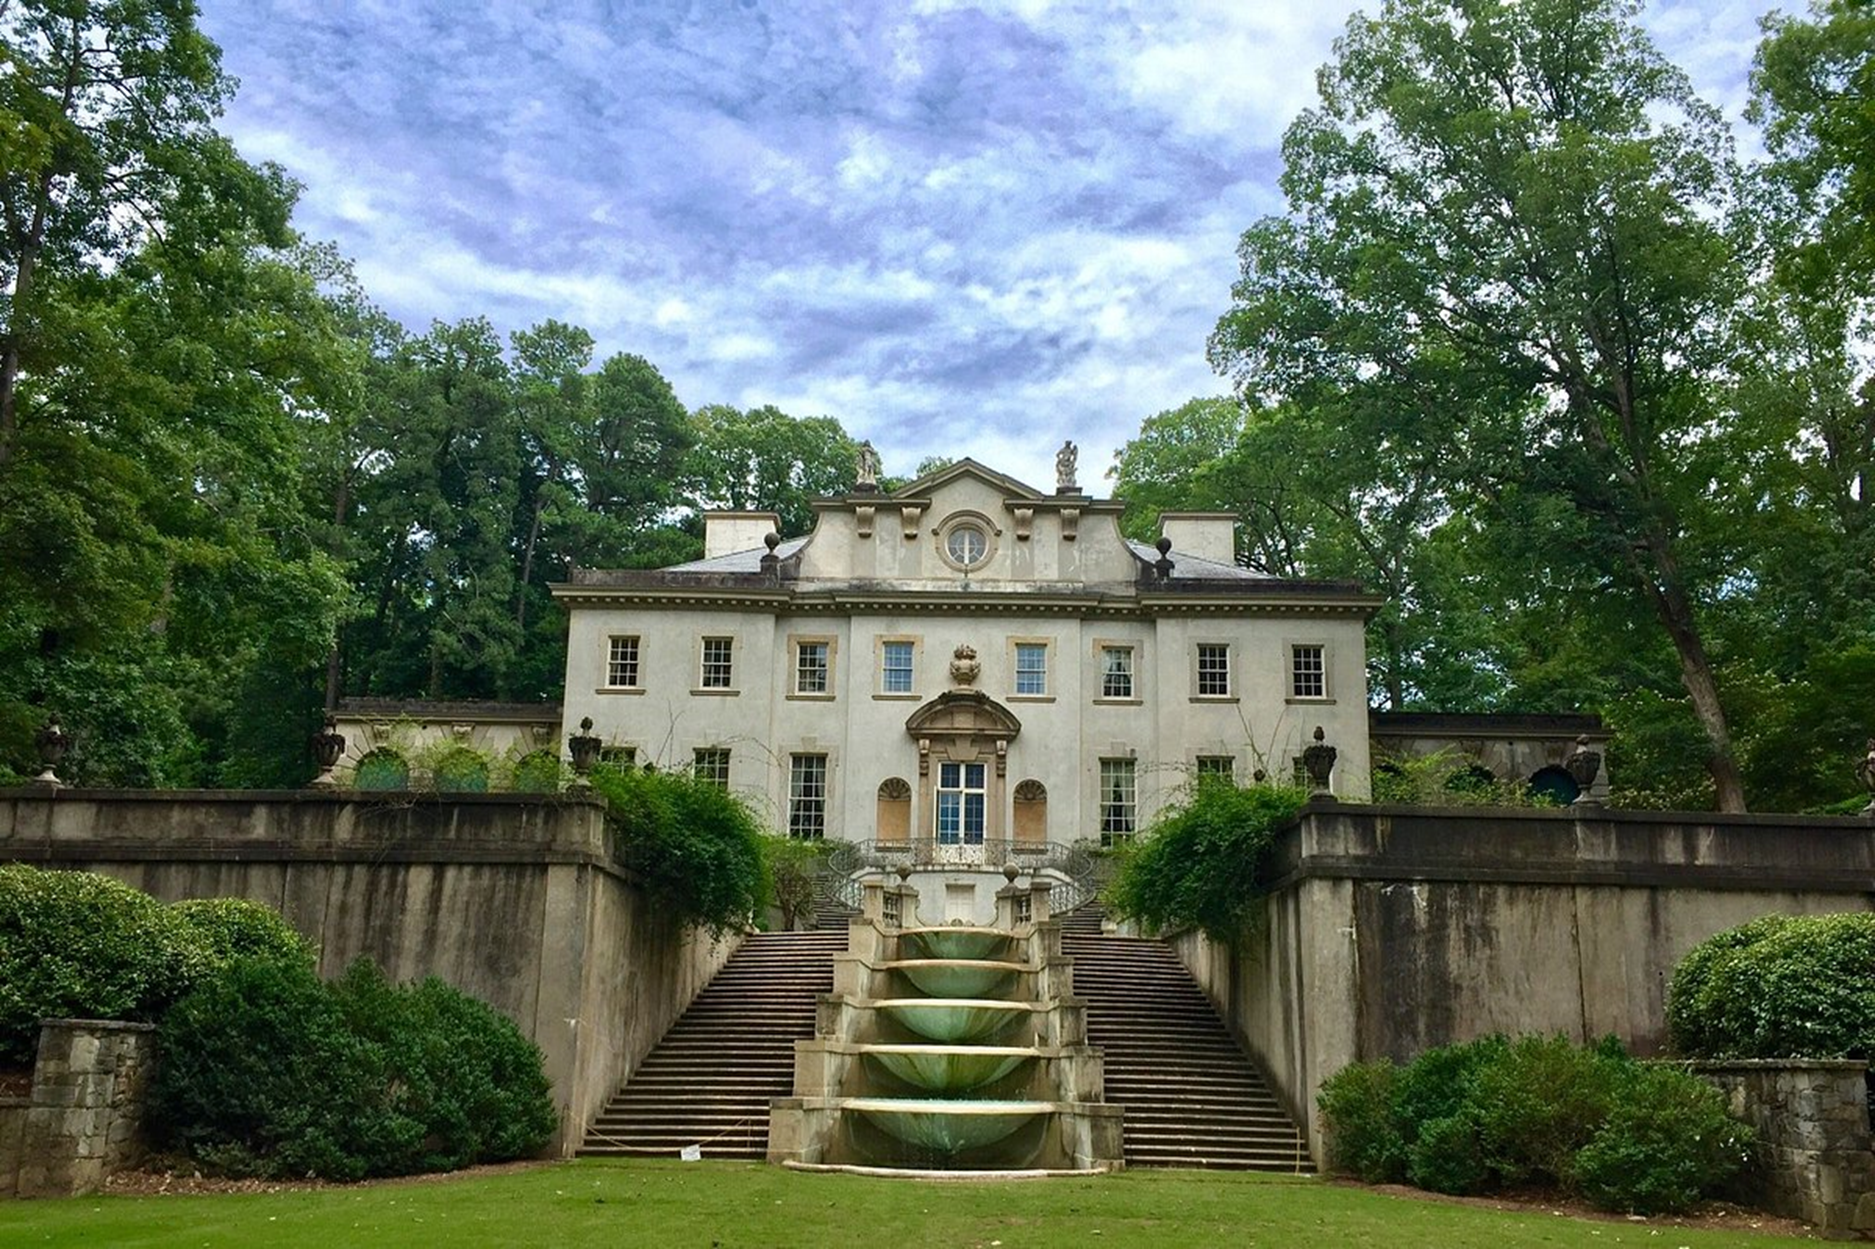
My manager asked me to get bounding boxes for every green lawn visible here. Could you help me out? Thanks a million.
[0,1160,1812,1248]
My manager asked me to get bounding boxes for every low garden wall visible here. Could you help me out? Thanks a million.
[1172,802,1875,1170]
[0,1020,154,1197]
[0,789,737,1157]
[1694,1061,1875,1240]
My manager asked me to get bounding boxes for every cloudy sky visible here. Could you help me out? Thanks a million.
[197,0,1774,494]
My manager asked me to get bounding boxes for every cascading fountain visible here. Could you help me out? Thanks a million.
[769,867,1122,1174]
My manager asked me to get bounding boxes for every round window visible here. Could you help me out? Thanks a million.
[945,525,987,567]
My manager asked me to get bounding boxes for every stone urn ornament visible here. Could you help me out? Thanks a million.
[1858,737,1875,817]
[568,716,602,786]
[1301,726,1336,798]
[33,714,67,786]
[1565,734,1604,807]
[309,714,347,788]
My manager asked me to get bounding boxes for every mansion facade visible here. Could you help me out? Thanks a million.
[549,457,1380,848]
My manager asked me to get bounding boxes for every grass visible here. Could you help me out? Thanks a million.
[0,1160,1812,1248]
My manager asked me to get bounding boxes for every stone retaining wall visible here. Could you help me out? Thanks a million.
[0,1020,155,1198]
[1694,1060,1875,1240]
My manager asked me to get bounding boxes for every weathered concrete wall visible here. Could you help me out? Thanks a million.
[0,789,736,1156]
[1173,803,1875,1169]
[0,1020,154,1197]
[1694,1061,1875,1239]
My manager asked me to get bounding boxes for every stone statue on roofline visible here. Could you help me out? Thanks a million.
[854,440,881,492]
[1055,439,1078,493]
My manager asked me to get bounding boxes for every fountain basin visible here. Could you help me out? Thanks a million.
[887,958,1023,998]
[861,1044,1036,1093]
[899,927,1011,961]
[847,1098,1049,1155]
[876,997,1032,1043]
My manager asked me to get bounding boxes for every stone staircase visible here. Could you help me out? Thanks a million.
[1060,904,1312,1172]
[578,930,845,1159]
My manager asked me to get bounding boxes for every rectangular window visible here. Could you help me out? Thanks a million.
[600,745,636,768]
[881,640,914,694]
[1195,755,1234,781]
[1196,643,1231,697]
[693,748,730,789]
[1014,643,1048,696]
[1099,758,1137,846]
[606,636,640,688]
[796,641,830,695]
[788,754,828,839]
[935,761,987,846]
[1100,645,1134,699]
[700,637,734,689]
[1291,644,1326,699]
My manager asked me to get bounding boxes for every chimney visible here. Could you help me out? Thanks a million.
[703,511,781,560]
[1157,512,1237,566]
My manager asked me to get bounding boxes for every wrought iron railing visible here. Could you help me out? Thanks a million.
[819,837,1103,915]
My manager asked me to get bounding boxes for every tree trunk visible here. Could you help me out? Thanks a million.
[1629,537,1748,812]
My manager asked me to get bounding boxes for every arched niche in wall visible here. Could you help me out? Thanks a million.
[512,750,562,793]
[1527,765,1579,806]
[1012,779,1047,844]
[876,777,912,843]
[353,748,410,792]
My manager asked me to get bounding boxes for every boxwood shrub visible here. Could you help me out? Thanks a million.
[150,957,555,1180]
[1318,1034,1751,1214]
[0,865,189,1063]
[1667,913,1875,1059]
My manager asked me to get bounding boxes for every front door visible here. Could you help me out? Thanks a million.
[934,761,987,862]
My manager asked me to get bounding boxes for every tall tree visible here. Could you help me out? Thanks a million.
[687,404,858,537]
[1211,0,1755,809]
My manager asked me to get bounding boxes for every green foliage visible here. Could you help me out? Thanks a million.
[590,763,766,939]
[170,897,316,977]
[1667,913,1875,1058]
[150,956,555,1180]
[1318,1035,1749,1214]
[1315,1060,1405,1183]
[0,865,188,1064]
[1370,752,1560,808]
[1104,781,1304,940]
[761,835,829,932]
[1569,1065,1754,1215]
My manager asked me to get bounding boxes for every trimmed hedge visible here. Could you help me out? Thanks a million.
[0,865,187,1063]
[150,957,555,1180]
[1318,1035,1751,1214]
[0,867,320,1064]
[1667,913,1875,1059]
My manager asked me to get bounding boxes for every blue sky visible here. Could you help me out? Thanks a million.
[198,0,1774,494]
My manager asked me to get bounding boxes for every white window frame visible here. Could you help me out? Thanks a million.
[1194,642,1233,699]
[1014,642,1048,697]
[1098,757,1137,846]
[1195,755,1235,782]
[1098,644,1136,701]
[605,635,641,690]
[698,636,735,691]
[880,639,915,695]
[1288,642,1330,701]
[788,753,829,840]
[693,747,731,788]
[934,760,988,846]
[796,640,831,696]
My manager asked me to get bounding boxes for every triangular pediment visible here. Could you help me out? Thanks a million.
[892,458,1046,502]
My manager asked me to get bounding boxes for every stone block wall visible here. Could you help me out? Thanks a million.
[0,1020,155,1198]
[1694,1061,1875,1239]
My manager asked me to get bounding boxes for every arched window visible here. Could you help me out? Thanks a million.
[512,750,561,793]
[433,746,490,793]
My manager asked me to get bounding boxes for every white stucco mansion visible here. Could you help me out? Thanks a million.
[548,456,1380,849]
